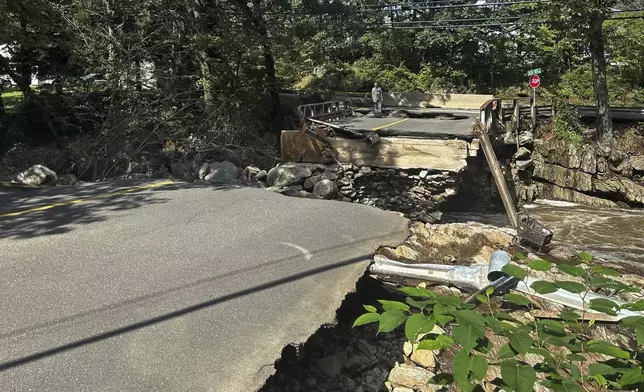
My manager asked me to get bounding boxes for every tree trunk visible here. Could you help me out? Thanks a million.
[262,43,282,137]
[197,51,213,109]
[233,0,282,140]
[589,13,613,141]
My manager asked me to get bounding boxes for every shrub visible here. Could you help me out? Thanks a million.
[355,252,644,391]
[553,101,584,145]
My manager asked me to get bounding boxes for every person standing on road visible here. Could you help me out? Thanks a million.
[371,82,383,116]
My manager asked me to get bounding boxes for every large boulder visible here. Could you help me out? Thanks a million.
[16,165,58,186]
[205,161,238,185]
[266,164,312,188]
[533,161,593,192]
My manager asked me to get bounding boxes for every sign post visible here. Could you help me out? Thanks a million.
[529,75,541,129]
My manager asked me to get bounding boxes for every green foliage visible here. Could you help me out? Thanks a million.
[552,101,584,145]
[354,251,644,391]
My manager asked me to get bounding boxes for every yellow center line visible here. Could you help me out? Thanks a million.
[371,118,410,131]
[0,180,175,218]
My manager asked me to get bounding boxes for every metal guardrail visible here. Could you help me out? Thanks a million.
[371,251,644,322]
[296,100,352,121]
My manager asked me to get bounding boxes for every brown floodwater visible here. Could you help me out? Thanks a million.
[445,200,644,266]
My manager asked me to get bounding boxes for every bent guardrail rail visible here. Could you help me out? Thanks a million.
[371,251,644,322]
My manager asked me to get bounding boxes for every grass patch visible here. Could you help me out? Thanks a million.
[1,89,24,114]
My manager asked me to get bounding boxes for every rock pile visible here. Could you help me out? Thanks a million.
[4,165,78,187]
[255,162,459,224]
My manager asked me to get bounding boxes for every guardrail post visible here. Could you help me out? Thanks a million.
[499,101,505,123]
[513,99,520,131]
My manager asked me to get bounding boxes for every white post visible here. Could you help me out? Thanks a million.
[531,88,537,129]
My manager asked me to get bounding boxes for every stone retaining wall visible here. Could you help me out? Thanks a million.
[508,137,644,208]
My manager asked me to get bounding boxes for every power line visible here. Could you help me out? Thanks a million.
[360,0,548,10]
[371,13,644,29]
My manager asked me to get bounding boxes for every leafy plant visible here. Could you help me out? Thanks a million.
[354,252,644,391]
[552,100,584,145]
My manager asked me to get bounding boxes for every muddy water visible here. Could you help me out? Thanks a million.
[445,200,644,265]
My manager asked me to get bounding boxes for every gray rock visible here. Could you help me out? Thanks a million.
[516,159,534,171]
[503,131,534,146]
[313,180,339,199]
[518,131,534,146]
[205,161,238,184]
[290,379,301,392]
[56,174,77,186]
[16,165,58,186]
[342,376,356,391]
[392,388,414,392]
[617,159,633,178]
[304,175,323,191]
[513,147,532,160]
[198,162,211,180]
[419,170,429,178]
[609,149,628,165]
[266,164,312,188]
[355,387,365,392]
[239,166,262,184]
[580,149,597,174]
[322,171,339,181]
[315,355,342,379]
[361,166,372,174]
[632,155,644,172]
[356,339,377,357]
[255,170,268,182]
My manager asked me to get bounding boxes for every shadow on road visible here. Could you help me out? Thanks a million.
[0,250,378,373]
[0,180,238,240]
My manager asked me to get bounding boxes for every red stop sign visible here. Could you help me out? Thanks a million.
[529,75,541,89]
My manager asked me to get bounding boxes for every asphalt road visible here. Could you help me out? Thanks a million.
[335,109,478,139]
[0,180,409,391]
